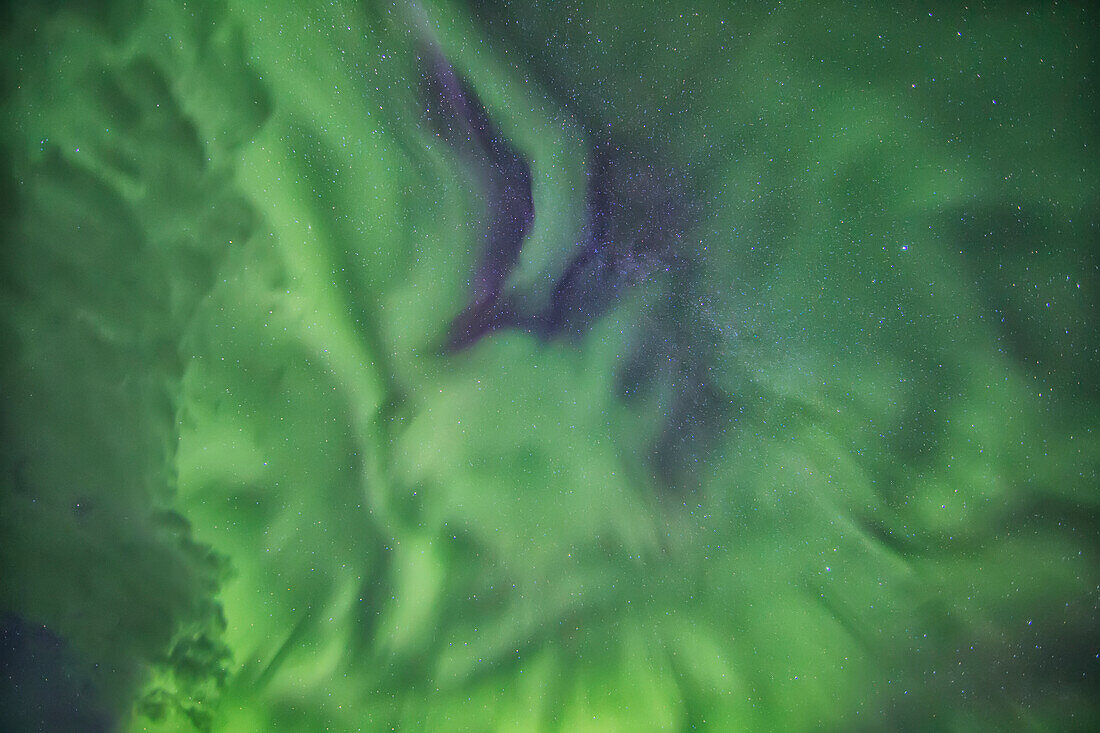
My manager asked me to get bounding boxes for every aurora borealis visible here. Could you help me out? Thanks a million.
[1,1,1096,730]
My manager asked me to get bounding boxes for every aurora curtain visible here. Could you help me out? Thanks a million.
[1,1,1096,730]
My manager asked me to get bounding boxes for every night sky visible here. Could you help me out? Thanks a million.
[1,1,1097,730]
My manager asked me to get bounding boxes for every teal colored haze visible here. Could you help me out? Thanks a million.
[1,1,1096,730]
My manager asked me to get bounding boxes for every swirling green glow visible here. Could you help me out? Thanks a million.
[1,1,1096,730]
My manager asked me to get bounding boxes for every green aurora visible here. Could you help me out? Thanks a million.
[1,1,1096,730]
